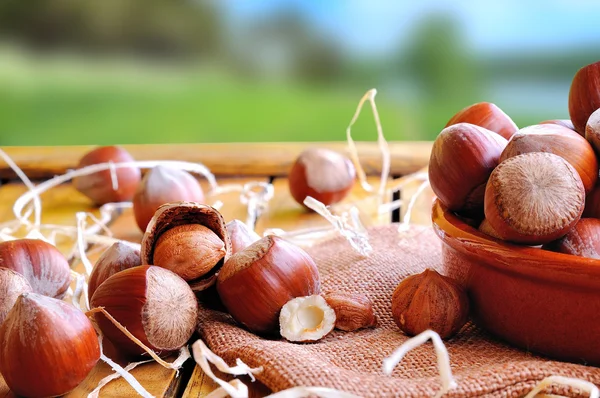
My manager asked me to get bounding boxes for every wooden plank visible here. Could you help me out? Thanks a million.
[254,176,392,235]
[0,142,432,180]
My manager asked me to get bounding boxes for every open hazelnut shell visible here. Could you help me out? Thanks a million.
[141,202,231,292]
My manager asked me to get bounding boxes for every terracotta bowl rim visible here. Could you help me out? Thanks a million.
[431,199,600,280]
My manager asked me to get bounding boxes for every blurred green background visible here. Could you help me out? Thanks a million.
[0,0,599,145]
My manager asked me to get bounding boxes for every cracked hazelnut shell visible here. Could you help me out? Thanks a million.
[141,202,231,291]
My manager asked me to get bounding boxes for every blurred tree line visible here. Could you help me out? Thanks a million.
[0,0,598,143]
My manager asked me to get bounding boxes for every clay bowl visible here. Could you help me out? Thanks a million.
[432,199,600,365]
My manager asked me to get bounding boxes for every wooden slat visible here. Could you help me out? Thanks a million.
[0,142,432,180]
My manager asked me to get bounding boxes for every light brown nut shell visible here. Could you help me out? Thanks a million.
[141,202,231,291]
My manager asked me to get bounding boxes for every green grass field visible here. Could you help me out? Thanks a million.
[0,50,552,146]
[0,53,418,146]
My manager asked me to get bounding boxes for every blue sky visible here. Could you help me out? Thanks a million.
[220,1,600,56]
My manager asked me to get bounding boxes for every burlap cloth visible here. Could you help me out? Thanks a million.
[197,225,600,397]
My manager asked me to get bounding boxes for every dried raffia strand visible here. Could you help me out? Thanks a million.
[345,88,391,207]
[108,161,119,191]
[240,182,274,230]
[191,340,263,398]
[398,179,431,233]
[378,171,429,214]
[0,148,42,227]
[71,270,88,311]
[95,335,154,398]
[383,330,457,398]
[12,160,218,225]
[90,346,191,398]
[86,307,185,370]
[205,380,248,398]
[89,359,153,398]
[304,196,372,256]
[524,376,599,398]
[76,213,95,276]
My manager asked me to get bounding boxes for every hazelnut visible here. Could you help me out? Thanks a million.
[569,60,600,135]
[484,153,585,245]
[88,242,141,299]
[0,293,100,397]
[0,268,32,326]
[91,265,198,357]
[540,119,576,131]
[322,292,377,331]
[446,102,518,140]
[0,239,70,299]
[73,145,141,205]
[428,123,507,215]
[279,295,336,342]
[543,218,600,259]
[499,124,598,193]
[585,108,600,155]
[391,269,469,339]
[584,183,600,218]
[216,236,321,335]
[288,148,355,208]
[226,219,261,255]
[133,166,205,232]
[153,224,226,281]
[141,202,231,291]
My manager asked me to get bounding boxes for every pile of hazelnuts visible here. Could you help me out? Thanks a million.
[429,60,600,258]
[0,141,370,397]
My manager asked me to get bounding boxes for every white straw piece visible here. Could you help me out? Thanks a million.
[303,197,372,256]
[12,160,218,225]
[191,340,263,398]
[524,376,599,398]
[383,330,457,398]
[0,148,43,227]
[345,88,391,209]
[94,336,154,398]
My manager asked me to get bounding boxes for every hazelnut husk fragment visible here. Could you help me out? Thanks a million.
[428,123,507,215]
[279,295,336,342]
[73,145,141,205]
[216,236,321,335]
[226,219,261,255]
[392,269,469,339]
[91,265,198,357]
[0,293,100,397]
[484,153,585,245]
[141,202,231,291]
[133,166,205,232]
[322,292,377,331]
[0,239,70,299]
[543,218,600,259]
[88,241,141,299]
[446,102,518,140]
[0,268,32,326]
[289,148,356,208]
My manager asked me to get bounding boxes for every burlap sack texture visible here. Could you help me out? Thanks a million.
[197,224,600,397]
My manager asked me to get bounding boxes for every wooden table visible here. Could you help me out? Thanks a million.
[0,142,433,397]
